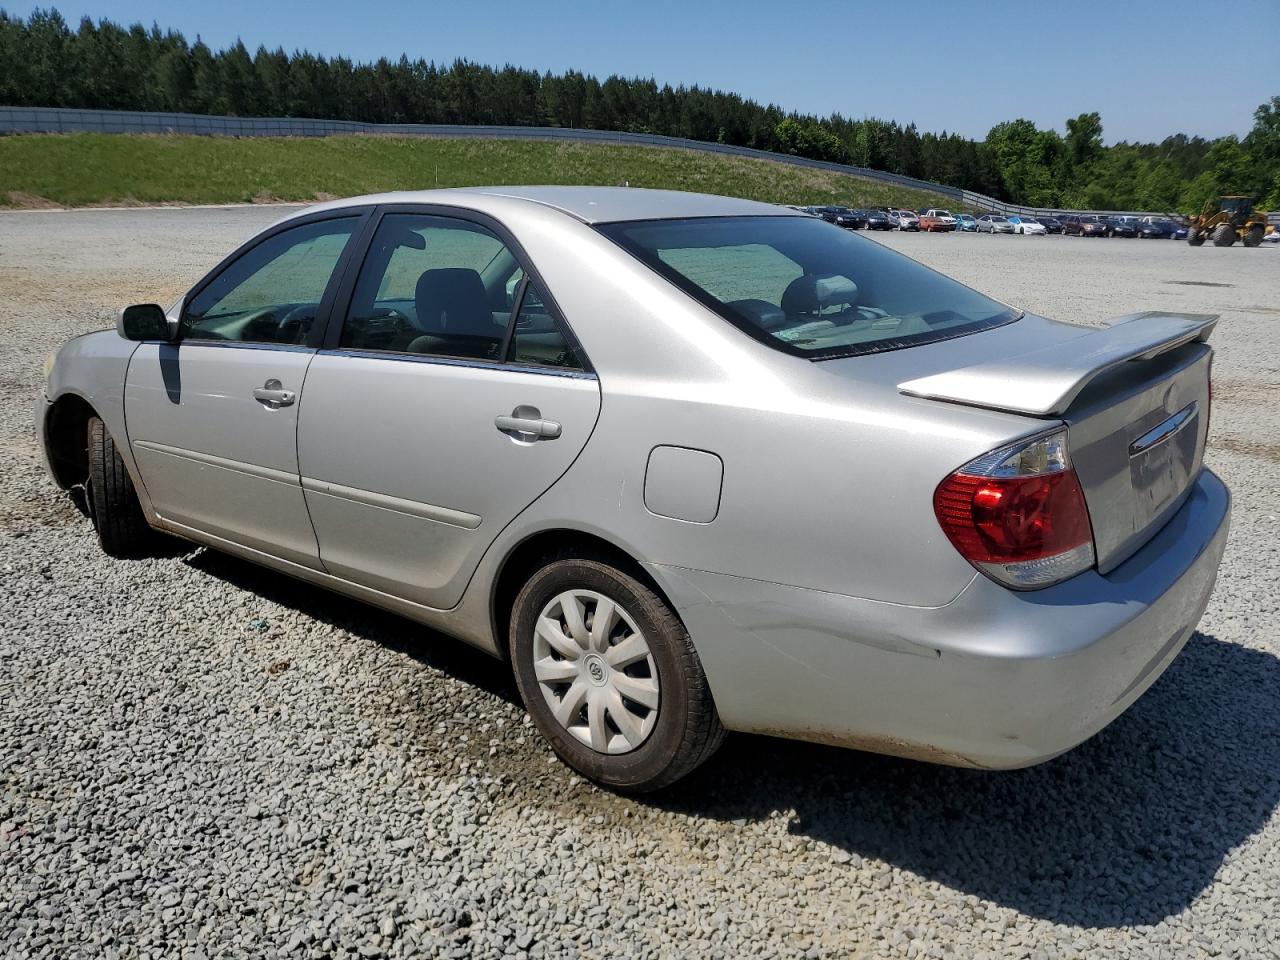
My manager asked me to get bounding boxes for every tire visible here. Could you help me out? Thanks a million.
[509,555,725,792]
[86,416,156,558]
[1211,223,1236,247]
[1187,227,1205,246]
[1244,225,1264,248]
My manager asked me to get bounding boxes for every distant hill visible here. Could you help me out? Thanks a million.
[0,132,960,210]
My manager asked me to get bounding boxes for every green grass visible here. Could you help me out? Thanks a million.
[0,132,955,210]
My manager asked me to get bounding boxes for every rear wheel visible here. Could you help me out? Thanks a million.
[1211,223,1236,247]
[1244,225,1265,248]
[86,416,157,558]
[510,555,725,792]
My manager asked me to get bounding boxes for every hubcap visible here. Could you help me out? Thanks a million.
[532,589,660,754]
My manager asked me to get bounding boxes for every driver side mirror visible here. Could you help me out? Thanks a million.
[118,303,175,342]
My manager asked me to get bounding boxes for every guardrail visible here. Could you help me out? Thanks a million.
[0,105,1170,218]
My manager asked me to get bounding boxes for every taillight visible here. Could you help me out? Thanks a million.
[934,429,1095,589]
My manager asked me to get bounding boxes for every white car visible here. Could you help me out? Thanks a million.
[923,209,957,225]
[977,215,1016,234]
[1008,216,1047,236]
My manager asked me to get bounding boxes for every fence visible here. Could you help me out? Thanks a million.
[0,105,1167,218]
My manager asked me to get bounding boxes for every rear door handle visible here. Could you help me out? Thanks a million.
[253,379,296,407]
[495,407,561,440]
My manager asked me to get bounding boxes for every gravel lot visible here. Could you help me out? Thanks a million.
[2,208,1278,960]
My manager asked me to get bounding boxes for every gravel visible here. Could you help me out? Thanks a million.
[2,207,1278,959]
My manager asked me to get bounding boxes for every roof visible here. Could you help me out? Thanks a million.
[280,186,797,226]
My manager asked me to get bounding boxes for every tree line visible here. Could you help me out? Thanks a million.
[2,8,1277,212]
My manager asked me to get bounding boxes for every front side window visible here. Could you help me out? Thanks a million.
[183,218,357,344]
[599,215,1020,359]
[341,214,518,361]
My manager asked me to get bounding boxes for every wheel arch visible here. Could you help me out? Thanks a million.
[490,528,678,662]
[44,391,98,489]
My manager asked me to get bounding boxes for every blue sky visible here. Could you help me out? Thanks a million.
[8,0,1277,143]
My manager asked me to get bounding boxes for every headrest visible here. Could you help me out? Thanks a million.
[726,298,788,331]
[780,274,859,316]
[414,268,491,335]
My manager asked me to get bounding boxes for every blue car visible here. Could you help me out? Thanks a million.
[1139,217,1189,239]
[953,214,978,232]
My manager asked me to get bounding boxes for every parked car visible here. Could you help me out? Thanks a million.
[1138,216,1187,239]
[860,209,895,231]
[953,214,979,232]
[1061,214,1108,237]
[1105,216,1140,238]
[36,187,1229,791]
[830,206,865,229]
[920,209,958,232]
[976,214,1015,234]
[1036,215,1064,234]
[1008,215,1047,236]
[894,209,921,231]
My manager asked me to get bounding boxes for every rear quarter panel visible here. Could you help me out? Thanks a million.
[449,212,1052,609]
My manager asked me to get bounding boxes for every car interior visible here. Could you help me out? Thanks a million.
[181,214,579,368]
[339,216,577,367]
[603,215,1017,357]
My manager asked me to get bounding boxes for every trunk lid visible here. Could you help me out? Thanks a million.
[896,312,1216,572]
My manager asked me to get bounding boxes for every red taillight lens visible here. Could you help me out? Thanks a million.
[934,430,1095,589]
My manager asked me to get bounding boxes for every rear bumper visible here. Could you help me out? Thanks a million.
[654,468,1230,769]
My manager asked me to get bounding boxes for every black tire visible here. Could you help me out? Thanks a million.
[1211,223,1236,247]
[1243,225,1265,248]
[1187,227,1205,246]
[509,555,725,792]
[86,416,156,558]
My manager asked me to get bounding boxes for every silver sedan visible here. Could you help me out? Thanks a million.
[977,214,1017,233]
[36,188,1229,791]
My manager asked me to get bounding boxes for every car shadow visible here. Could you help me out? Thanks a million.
[182,547,521,708]
[177,546,1278,928]
[656,629,1280,929]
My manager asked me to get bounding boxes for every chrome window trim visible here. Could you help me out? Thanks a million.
[145,340,317,354]
[319,348,599,380]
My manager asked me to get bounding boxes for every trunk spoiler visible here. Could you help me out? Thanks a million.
[898,312,1218,416]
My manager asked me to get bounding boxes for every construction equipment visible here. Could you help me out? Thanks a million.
[1187,196,1268,247]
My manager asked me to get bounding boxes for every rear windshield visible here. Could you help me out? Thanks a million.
[597,215,1020,359]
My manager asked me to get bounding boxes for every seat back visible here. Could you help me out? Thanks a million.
[414,268,493,337]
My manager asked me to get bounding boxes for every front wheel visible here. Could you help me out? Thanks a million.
[1211,223,1236,247]
[1244,225,1265,248]
[510,556,725,792]
[86,416,158,558]
[1187,227,1205,246]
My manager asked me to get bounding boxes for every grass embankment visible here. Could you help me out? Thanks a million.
[0,132,954,210]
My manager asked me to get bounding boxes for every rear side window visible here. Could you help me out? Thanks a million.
[508,283,581,369]
[341,214,518,361]
[599,215,1020,359]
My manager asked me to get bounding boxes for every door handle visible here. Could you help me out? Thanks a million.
[253,379,296,407]
[495,406,561,440]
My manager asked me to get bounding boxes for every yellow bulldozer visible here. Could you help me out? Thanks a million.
[1187,196,1268,247]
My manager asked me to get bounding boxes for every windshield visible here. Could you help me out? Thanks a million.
[597,215,1020,360]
